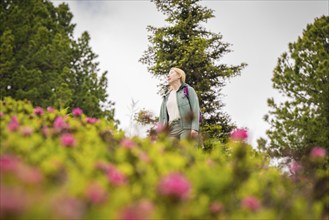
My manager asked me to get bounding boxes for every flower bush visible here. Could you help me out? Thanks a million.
[0,97,328,219]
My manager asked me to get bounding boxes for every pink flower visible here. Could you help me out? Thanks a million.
[139,152,150,163]
[156,123,167,134]
[209,201,224,215]
[0,112,4,117]
[60,133,76,147]
[107,165,127,186]
[230,128,248,141]
[86,117,98,124]
[72,108,83,116]
[52,197,84,220]
[158,173,191,201]
[241,196,261,211]
[47,106,55,113]
[95,161,111,172]
[0,155,20,172]
[289,161,302,175]
[206,159,214,167]
[20,126,33,137]
[85,182,107,204]
[119,200,154,220]
[310,147,327,158]
[0,187,27,215]
[42,125,50,137]
[54,116,69,130]
[7,116,19,132]
[120,138,136,149]
[33,106,44,116]
[16,165,43,184]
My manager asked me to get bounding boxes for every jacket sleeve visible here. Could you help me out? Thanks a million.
[159,97,167,125]
[188,86,200,131]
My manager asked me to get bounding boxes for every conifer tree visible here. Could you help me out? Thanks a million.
[70,32,114,118]
[140,0,246,140]
[0,0,115,119]
[264,16,329,159]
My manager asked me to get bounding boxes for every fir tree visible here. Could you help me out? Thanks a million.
[140,0,246,140]
[0,0,115,120]
[264,16,329,160]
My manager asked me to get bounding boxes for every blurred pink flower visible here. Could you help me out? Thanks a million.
[20,126,33,137]
[42,125,51,137]
[60,133,76,147]
[95,161,110,172]
[206,159,214,167]
[310,147,327,158]
[107,165,127,186]
[0,155,20,172]
[33,106,44,116]
[119,200,154,220]
[139,152,150,163]
[120,138,136,149]
[156,123,167,134]
[158,173,191,201]
[289,161,302,175]
[85,182,107,204]
[0,187,27,215]
[16,165,43,184]
[72,108,83,116]
[150,133,157,142]
[86,117,98,124]
[230,128,248,141]
[241,196,261,211]
[209,201,224,215]
[52,197,84,220]
[7,116,19,132]
[0,112,4,117]
[47,106,55,113]
[54,116,69,130]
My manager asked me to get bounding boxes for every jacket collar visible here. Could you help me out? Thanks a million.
[166,83,187,94]
[178,82,188,91]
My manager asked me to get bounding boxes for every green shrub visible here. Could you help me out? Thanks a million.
[0,97,327,219]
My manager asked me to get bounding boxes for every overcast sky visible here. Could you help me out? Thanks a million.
[52,0,328,145]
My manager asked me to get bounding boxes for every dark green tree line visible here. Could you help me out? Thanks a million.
[0,0,115,119]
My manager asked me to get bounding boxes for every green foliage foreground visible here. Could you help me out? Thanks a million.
[0,97,328,219]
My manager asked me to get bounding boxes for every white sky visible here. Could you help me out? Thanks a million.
[52,0,328,145]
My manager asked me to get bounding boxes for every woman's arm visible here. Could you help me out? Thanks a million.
[187,86,200,132]
[159,97,168,125]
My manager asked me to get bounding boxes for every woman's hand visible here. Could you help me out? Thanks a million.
[191,130,199,138]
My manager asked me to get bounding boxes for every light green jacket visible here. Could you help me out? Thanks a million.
[159,83,200,131]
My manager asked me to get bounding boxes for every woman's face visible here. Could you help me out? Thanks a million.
[167,69,181,84]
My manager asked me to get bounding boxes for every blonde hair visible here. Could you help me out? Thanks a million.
[171,67,186,83]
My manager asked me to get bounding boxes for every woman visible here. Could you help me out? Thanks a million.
[159,67,200,139]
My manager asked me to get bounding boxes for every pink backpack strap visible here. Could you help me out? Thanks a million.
[183,85,189,97]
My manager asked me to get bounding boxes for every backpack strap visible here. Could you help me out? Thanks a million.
[183,85,190,105]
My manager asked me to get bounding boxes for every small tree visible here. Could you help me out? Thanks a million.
[264,16,329,160]
[69,32,115,119]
